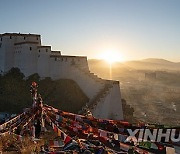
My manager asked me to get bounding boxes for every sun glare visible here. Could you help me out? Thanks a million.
[99,50,124,64]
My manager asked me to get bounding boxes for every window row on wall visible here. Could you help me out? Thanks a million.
[54,57,69,62]
[15,51,22,53]
[0,36,39,40]
[31,47,49,52]
[15,46,22,49]
[15,46,32,50]
[54,57,82,62]
[14,52,43,59]
[38,49,49,52]
[14,47,49,52]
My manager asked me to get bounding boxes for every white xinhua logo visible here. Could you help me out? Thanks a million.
[126,129,180,143]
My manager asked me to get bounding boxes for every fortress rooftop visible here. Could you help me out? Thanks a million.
[0,33,40,37]
[50,55,87,58]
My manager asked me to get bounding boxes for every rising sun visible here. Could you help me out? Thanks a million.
[99,50,124,64]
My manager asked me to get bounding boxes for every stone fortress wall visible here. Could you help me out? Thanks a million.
[0,33,123,120]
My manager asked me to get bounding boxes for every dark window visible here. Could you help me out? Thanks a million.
[46,49,48,52]
[30,47,32,50]
[55,58,57,61]
[10,36,12,39]
[0,43,2,48]
[39,50,40,52]
[0,38,2,41]
[24,37,26,40]
[37,37,38,40]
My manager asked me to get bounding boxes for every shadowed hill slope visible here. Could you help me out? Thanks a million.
[39,78,89,113]
[0,68,88,113]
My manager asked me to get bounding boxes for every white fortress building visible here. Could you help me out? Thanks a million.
[0,33,123,120]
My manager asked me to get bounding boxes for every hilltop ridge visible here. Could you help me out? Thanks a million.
[88,58,180,71]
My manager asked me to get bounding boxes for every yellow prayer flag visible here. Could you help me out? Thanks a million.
[57,129,61,137]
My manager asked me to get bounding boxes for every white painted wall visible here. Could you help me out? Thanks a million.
[92,83,124,120]
[67,66,104,99]
[51,51,61,56]
[13,34,41,45]
[2,36,15,72]
[50,57,103,99]
[0,34,41,74]
[14,44,38,76]
[0,37,5,73]
[50,57,70,79]
[37,47,51,77]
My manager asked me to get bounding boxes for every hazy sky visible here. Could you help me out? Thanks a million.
[0,0,180,61]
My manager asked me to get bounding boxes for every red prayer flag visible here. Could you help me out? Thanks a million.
[64,135,72,144]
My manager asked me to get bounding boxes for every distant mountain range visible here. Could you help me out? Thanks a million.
[88,58,180,71]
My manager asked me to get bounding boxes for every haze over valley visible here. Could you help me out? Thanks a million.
[89,58,180,126]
